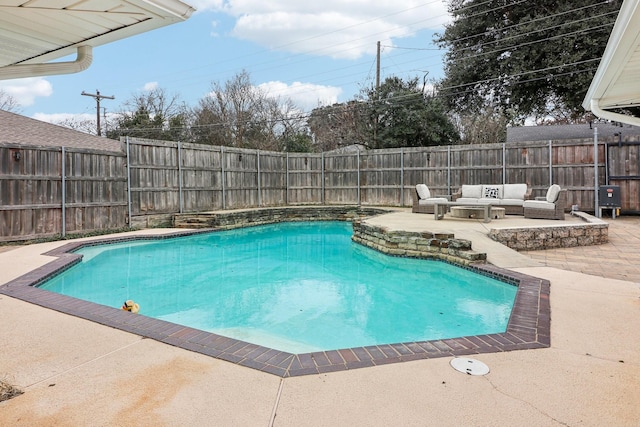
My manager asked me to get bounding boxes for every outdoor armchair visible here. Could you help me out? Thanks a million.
[523,185,566,220]
[412,184,449,214]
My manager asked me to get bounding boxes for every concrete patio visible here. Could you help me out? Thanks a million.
[0,211,639,426]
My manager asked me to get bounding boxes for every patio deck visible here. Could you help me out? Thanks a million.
[0,211,638,425]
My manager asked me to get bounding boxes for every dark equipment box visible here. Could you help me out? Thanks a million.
[599,185,621,207]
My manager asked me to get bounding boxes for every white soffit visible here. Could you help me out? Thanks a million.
[583,0,640,122]
[0,0,195,79]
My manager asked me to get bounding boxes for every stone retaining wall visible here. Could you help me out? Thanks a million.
[488,220,609,251]
[130,214,174,229]
[173,206,389,230]
[352,221,486,265]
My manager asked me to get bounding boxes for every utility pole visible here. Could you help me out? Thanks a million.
[376,41,381,91]
[81,90,114,136]
[374,41,381,146]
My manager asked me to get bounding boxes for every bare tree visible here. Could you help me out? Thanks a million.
[453,108,507,145]
[55,116,98,135]
[192,71,304,150]
[308,101,370,151]
[0,89,21,113]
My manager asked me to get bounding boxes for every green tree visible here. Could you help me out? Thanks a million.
[363,76,459,148]
[435,0,621,123]
[283,133,313,152]
[108,87,190,141]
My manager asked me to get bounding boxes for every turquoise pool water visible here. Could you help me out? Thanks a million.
[39,222,517,353]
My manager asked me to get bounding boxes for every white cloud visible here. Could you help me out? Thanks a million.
[258,81,342,110]
[209,19,221,37]
[0,78,53,106]
[142,81,159,91]
[190,1,449,59]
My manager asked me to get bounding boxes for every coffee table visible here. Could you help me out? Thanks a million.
[431,201,494,223]
[450,206,505,221]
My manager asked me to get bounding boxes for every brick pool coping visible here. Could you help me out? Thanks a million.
[0,228,550,378]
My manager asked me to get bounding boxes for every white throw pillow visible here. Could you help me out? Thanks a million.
[416,184,431,200]
[461,184,483,199]
[503,183,527,200]
[546,184,561,203]
[482,185,503,199]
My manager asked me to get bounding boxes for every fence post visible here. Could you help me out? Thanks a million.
[357,150,361,206]
[61,146,66,237]
[321,152,325,204]
[257,150,261,207]
[221,146,226,210]
[400,148,404,206]
[126,137,132,228]
[548,140,553,186]
[286,152,289,206]
[594,127,599,216]
[178,141,183,214]
[502,143,506,184]
[447,145,451,195]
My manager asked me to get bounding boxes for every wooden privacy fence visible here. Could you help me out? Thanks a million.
[125,137,618,217]
[2,134,639,242]
[0,144,127,242]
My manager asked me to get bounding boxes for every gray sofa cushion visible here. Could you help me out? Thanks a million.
[546,184,561,203]
[522,199,555,210]
[418,198,448,205]
[415,184,431,199]
[460,184,483,199]
[498,198,526,206]
[503,183,528,200]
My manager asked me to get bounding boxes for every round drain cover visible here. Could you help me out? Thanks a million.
[450,357,490,376]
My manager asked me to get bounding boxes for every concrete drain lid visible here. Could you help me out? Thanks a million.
[450,357,490,376]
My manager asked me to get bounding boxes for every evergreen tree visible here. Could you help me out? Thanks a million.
[108,87,190,141]
[436,0,621,123]
[364,76,460,148]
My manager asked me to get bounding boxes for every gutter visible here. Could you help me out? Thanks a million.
[0,45,92,80]
[589,99,640,127]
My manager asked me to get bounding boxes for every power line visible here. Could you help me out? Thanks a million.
[444,12,618,58]
[81,90,115,136]
[443,0,613,46]
[104,1,619,127]
[111,62,603,137]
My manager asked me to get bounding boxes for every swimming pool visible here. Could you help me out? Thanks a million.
[39,221,517,354]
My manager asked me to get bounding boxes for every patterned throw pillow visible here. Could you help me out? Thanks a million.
[483,186,501,199]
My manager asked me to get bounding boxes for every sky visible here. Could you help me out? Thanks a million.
[0,0,450,126]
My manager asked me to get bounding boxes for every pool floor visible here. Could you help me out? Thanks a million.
[0,230,550,377]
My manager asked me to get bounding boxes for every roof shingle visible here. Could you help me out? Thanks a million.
[0,109,122,153]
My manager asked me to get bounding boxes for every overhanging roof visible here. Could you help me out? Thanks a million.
[0,0,195,80]
[582,0,640,126]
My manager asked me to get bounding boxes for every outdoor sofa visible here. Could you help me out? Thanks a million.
[451,184,532,215]
[413,183,535,216]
